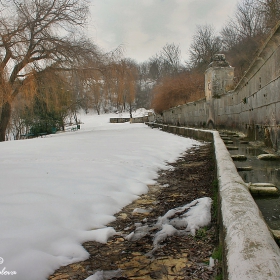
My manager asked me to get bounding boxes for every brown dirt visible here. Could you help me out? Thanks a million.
[48,143,219,280]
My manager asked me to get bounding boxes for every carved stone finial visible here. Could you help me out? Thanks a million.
[208,54,230,68]
[213,54,226,61]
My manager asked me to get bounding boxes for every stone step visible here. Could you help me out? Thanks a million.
[237,166,253,171]
[249,183,279,197]
[257,154,280,160]
[271,230,280,246]
[231,155,247,161]
[226,146,238,150]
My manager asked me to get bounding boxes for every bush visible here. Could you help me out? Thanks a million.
[151,71,204,113]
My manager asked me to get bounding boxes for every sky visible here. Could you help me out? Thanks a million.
[87,0,240,63]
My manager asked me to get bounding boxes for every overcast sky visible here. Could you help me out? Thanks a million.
[87,0,240,63]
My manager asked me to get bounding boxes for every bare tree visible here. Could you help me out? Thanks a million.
[257,0,280,29]
[221,0,266,45]
[189,25,222,72]
[149,43,182,80]
[0,0,95,141]
[159,43,182,76]
[220,0,268,80]
[135,61,154,109]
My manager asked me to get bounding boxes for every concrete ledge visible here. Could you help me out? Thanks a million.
[146,123,280,280]
[110,117,149,123]
[130,116,149,123]
[109,118,130,123]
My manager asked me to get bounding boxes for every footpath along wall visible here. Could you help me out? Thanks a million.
[154,22,280,151]
[146,123,280,280]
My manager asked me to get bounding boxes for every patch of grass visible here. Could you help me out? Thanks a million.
[215,274,223,280]
[212,244,223,280]
[212,179,219,219]
[212,244,222,261]
[195,227,207,240]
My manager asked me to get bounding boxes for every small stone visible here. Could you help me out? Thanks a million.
[51,275,69,280]
[132,252,142,256]
[132,208,151,215]
[118,213,128,219]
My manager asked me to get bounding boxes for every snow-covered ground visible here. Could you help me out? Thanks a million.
[0,112,201,279]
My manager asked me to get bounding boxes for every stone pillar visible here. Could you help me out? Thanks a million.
[205,54,234,128]
[205,54,234,101]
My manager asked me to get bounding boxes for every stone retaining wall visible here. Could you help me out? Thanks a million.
[130,116,149,123]
[110,116,150,124]
[157,22,280,151]
[109,118,130,123]
[146,123,280,280]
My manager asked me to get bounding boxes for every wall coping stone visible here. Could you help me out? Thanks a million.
[146,123,280,279]
[213,130,280,280]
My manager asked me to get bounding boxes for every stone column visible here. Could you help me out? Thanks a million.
[205,54,234,127]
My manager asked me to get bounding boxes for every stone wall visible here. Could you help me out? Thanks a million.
[130,116,149,123]
[159,22,280,151]
[109,118,130,123]
[146,123,280,280]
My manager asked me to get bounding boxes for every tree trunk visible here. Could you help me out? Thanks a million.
[0,102,12,142]
[129,103,132,118]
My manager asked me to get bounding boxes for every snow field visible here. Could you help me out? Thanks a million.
[0,112,201,279]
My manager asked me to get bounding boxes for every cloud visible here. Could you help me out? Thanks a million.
[88,0,239,63]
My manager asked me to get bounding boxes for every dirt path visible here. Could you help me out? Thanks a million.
[49,143,218,280]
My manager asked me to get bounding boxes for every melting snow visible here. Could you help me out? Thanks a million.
[85,269,122,280]
[0,112,201,280]
[125,197,212,254]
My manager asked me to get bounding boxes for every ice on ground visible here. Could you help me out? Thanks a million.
[0,112,201,280]
[125,197,212,254]
[153,197,212,249]
[153,224,178,246]
[85,269,122,280]
[209,257,215,268]
[125,225,150,241]
[156,197,212,236]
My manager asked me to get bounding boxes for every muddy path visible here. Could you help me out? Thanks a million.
[49,143,218,280]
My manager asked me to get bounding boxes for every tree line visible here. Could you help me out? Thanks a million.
[0,0,279,141]
[151,0,280,114]
[0,0,140,141]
